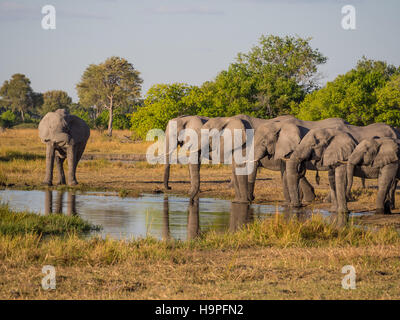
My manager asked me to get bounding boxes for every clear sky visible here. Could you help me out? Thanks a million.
[1,0,399,101]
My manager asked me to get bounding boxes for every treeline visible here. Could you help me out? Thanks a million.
[1,35,399,137]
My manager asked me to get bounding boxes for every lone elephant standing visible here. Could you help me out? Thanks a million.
[38,109,90,186]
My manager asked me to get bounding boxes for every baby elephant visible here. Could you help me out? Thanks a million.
[38,109,90,186]
[347,137,400,214]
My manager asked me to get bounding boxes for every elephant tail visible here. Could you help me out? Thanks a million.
[315,170,320,185]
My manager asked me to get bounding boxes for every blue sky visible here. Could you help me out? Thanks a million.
[0,0,399,101]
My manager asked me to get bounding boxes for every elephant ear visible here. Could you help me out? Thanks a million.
[225,118,247,150]
[66,114,90,143]
[38,113,52,142]
[322,132,357,167]
[372,139,399,167]
[274,123,301,160]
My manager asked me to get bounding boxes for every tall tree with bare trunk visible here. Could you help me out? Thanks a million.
[77,56,142,136]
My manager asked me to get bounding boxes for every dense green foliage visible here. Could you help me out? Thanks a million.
[0,110,17,128]
[199,35,327,118]
[40,90,72,115]
[293,58,400,125]
[130,83,200,138]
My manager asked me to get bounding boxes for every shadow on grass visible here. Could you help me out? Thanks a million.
[0,151,45,162]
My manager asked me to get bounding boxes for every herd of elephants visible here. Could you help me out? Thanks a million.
[38,109,400,216]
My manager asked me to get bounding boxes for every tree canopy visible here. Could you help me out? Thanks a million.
[196,35,327,119]
[293,58,400,125]
[0,73,35,122]
[130,83,199,139]
[40,90,72,115]
[76,56,143,136]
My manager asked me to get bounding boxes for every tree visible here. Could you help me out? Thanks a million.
[200,35,327,118]
[130,83,198,139]
[40,90,72,115]
[294,58,399,125]
[375,74,400,126]
[76,56,143,136]
[0,73,34,122]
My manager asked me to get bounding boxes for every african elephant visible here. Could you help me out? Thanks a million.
[199,116,253,202]
[163,115,209,199]
[286,119,398,209]
[347,137,400,214]
[252,117,350,204]
[184,114,316,203]
[286,128,358,213]
[38,109,90,186]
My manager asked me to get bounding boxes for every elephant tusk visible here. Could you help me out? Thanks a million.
[338,160,348,164]
[242,158,260,164]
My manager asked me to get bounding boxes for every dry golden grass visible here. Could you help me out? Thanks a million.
[1,233,399,299]
[2,128,400,300]
[0,128,152,155]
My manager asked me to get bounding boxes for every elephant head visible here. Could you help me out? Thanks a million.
[346,138,400,197]
[287,128,357,207]
[253,122,303,162]
[38,109,71,147]
[163,115,208,191]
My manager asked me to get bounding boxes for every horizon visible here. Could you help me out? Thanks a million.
[1,0,400,102]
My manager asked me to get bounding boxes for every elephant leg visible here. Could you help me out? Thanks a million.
[189,163,200,201]
[376,164,397,215]
[280,163,291,204]
[43,143,55,186]
[328,168,337,211]
[232,162,250,203]
[67,144,78,186]
[388,179,397,210]
[55,156,66,185]
[335,165,348,214]
[247,162,259,201]
[299,177,315,203]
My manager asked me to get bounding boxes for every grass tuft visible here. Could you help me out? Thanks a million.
[0,204,100,236]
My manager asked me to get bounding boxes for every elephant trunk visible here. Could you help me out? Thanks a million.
[286,159,302,207]
[54,132,70,147]
[346,163,355,199]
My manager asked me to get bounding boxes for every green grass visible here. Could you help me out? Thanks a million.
[0,204,100,236]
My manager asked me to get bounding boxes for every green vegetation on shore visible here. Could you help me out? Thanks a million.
[0,204,99,236]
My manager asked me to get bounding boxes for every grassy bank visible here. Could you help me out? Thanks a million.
[0,204,99,236]
[1,211,400,299]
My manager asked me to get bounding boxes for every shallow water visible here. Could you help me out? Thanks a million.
[0,189,336,240]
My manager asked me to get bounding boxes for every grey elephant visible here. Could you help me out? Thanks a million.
[285,124,399,212]
[38,109,90,186]
[252,117,350,204]
[286,128,358,213]
[199,116,253,202]
[193,114,316,203]
[163,115,209,198]
[347,137,400,214]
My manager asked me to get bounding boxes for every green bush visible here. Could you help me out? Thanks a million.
[0,110,17,128]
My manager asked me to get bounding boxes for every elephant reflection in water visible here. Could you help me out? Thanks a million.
[162,195,201,240]
[229,202,254,232]
[44,190,77,215]
[280,205,349,229]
